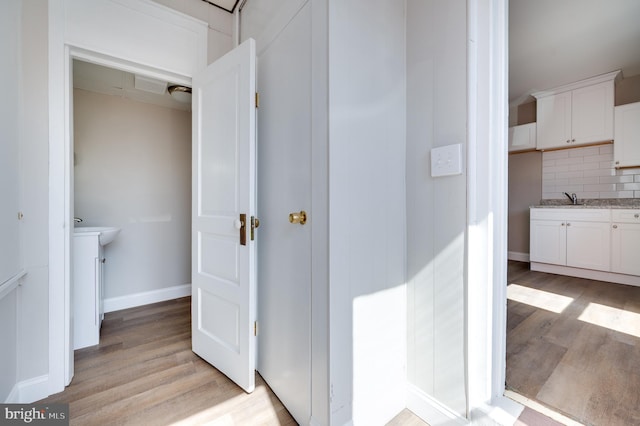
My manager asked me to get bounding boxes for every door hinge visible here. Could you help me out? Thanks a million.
[255,92,259,108]
[254,321,258,336]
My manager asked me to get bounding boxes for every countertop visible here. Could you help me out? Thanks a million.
[532,199,640,209]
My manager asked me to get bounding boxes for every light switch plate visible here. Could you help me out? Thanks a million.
[431,144,462,177]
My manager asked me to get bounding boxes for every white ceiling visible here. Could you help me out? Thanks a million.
[203,0,239,13]
[73,60,191,112]
[509,0,640,105]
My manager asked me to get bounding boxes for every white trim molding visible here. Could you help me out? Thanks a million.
[407,384,468,425]
[530,262,640,287]
[507,251,529,263]
[5,375,50,404]
[103,284,191,313]
[48,0,208,396]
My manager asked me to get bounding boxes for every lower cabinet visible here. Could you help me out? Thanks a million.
[611,210,640,276]
[73,233,104,350]
[530,208,611,271]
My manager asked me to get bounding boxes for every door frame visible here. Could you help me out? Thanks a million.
[47,0,206,395]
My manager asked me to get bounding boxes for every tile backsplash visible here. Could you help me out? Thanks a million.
[542,144,640,199]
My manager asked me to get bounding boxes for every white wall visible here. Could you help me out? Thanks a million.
[18,0,50,390]
[328,0,407,424]
[0,0,21,287]
[406,0,467,417]
[0,3,21,401]
[151,0,233,64]
[73,89,191,301]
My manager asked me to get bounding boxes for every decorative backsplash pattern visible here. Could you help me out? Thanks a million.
[542,144,640,199]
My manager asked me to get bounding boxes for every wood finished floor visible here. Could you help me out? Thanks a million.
[38,297,297,425]
[507,261,640,426]
[38,296,426,425]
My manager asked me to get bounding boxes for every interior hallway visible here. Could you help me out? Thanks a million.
[507,261,640,425]
[38,297,426,425]
[38,298,296,425]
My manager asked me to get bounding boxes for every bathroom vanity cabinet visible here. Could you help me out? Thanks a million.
[73,232,104,349]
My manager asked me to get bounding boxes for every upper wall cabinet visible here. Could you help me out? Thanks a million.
[508,122,536,152]
[533,71,620,151]
[614,101,640,168]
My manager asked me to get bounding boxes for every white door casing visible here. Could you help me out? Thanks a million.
[192,38,257,393]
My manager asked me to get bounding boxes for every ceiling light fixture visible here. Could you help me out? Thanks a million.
[168,85,192,103]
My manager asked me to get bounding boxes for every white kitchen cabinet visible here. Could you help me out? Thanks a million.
[530,219,566,265]
[611,209,640,276]
[534,71,619,150]
[73,232,104,349]
[530,208,611,270]
[614,102,640,168]
[508,122,537,152]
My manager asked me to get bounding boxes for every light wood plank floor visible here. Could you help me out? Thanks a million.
[39,297,429,425]
[38,297,297,425]
[507,261,640,426]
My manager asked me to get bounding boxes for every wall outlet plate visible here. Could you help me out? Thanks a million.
[431,144,462,177]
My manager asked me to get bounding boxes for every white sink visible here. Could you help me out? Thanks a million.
[74,226,121,246]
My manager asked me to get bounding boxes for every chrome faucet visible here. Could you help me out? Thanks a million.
[74,217,83,223]
[564,192,578,205]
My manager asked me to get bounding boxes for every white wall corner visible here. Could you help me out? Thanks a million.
[103,284,191,313]
[5,375,50,403]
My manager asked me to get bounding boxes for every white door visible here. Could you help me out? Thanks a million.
[255,3,312,423]
[192,38,257,393]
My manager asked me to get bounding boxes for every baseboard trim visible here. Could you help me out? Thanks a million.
[103,284,192,313]
[406,383,467,425]
[507,251,529,262]
[530,263,640,287]
[5,374,49,403]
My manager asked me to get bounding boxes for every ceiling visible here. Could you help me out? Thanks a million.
[76,0,640,109]
[202,0,240,13]
[509,0,640,105]
[73,60,191,112]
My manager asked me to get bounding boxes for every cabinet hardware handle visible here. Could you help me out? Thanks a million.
[561,223,565,226]
[613,224,618,229]
[572,139,576,143]
[635,214,639,218]
[566,223,571,226]
[566,140,570,144]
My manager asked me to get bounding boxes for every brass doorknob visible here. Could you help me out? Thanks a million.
[289,210,307,225]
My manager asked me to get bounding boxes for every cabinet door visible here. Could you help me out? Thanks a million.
[566,221,610,271]
[536,92,572,150]
[611,223,640,276]
[508,123,536,152]
[530,219,566,265]
[572,81,614,145]
[614,102,640,168]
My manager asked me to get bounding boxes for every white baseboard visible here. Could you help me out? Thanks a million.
[507,251,529,262]
[406,383,467,425]
[530,263,640,287]
[103,284,191,313]
[5,374,49,403]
